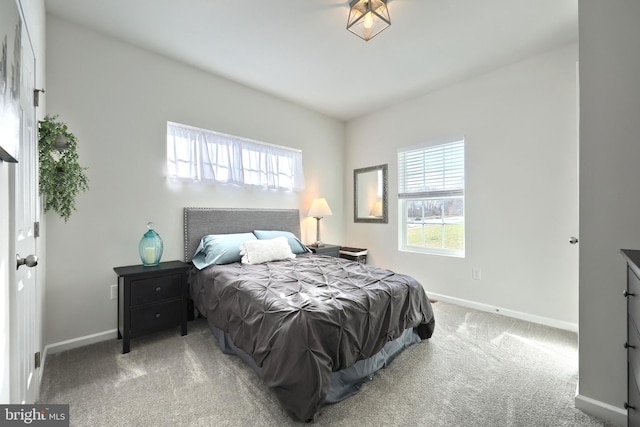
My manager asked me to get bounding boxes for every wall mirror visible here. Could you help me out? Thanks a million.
[354,164,388,223]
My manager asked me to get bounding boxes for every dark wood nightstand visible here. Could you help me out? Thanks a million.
[114,260,189,353]
[308,243,341,258]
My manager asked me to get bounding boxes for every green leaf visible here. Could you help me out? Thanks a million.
[38,115,89,222]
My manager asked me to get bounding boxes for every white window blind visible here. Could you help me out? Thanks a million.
[397,136,465,257]
[167,121,305,191]
[398,138,465,200]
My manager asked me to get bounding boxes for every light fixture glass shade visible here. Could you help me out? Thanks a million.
[308,198,333,218]
[347,0,391,41]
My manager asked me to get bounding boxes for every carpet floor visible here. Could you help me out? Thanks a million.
[39,301,615,426]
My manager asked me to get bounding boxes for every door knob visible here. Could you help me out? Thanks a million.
[16,254,38,270]
[569,237,579,244]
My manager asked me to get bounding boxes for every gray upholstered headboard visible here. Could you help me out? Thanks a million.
[183,207,302,263]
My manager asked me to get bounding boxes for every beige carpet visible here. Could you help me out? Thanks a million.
[39,302,614,426]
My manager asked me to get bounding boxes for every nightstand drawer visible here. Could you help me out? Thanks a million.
[629,315,640,391]
[130,300,182,336]
[130,274,182,306]
[630,267,640,318]
[630,363,640,425]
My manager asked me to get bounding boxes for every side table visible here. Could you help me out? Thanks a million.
[114,260,189,353]
[308,243,341,258]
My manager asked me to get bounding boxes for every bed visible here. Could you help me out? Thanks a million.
[184,207,435,421]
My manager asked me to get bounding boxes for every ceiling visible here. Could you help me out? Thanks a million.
[44,0,578,121]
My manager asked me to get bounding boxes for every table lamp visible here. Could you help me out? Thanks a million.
[308,198,333,247]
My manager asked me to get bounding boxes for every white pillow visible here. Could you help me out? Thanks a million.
[240,236,296,265]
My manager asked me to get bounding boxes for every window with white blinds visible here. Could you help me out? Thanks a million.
[398,136,465,257]
[167,121,305,191]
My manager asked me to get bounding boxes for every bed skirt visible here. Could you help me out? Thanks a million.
[207,320,422,404]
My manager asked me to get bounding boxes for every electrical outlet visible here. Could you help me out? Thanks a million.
[110,284,118,300]
[472,267,482,281]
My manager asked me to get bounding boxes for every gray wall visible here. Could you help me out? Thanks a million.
[42,4,640,422]
[43,16,345,347]
[578,0,640,416]
[344,43,579,329]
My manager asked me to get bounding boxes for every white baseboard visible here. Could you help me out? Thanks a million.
[427,292,579,333]
[37,329,116,402]
[575,393,627,426]
[42,329,117,370]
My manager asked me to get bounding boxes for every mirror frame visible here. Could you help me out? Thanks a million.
[354,164,388,223]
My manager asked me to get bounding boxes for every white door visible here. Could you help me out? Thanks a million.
[9,11,40,404]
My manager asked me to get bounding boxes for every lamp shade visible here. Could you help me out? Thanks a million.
[347,0,391,41]
[370,200,383,217]
[308,198,333,218]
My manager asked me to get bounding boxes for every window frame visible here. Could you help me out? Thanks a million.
[166,121,305,192]
[397,136,466,258]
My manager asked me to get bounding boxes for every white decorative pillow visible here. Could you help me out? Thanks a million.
[240,236,296,265]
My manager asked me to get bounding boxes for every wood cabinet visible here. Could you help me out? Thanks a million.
[622,249,640,426]
[114,260,189,353]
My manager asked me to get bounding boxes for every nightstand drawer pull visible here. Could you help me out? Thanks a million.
[155,313,161,318]
[625,402,636,410]
[156,286,161,292]
[625,290,636,297]
[626,342,636,349]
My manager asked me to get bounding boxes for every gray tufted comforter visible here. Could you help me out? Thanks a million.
[189,254,435,421]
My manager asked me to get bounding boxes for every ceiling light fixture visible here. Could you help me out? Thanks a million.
[347,0,391,41]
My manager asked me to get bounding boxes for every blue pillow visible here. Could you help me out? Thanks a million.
[253,230,311,255]
[192,233,257,269]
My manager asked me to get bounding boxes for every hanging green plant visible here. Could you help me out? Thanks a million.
[38,115,89,222]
